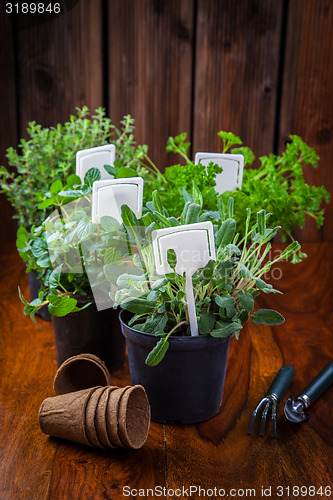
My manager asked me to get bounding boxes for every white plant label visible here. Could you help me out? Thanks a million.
[76,144,116,182]
[152,222,216,336]
[194,152,244,193]
[91,177,144,224]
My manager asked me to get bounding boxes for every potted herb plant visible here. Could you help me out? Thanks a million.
[144,131,330,263]
[106,192,301,423]
[1,107,148,318]
[18,167,130,373]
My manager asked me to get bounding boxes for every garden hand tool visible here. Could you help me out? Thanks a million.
[152,222,216,337]
[91,177,144,223]
[76,144,116,182]
[284,361,333,423]
[194,152,244,193]
[248,365,295,437]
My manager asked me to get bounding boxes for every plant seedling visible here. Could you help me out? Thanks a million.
[194,152,244,194]
[91,177,144,223]
[152,222,216,336]
[76,144,116,182]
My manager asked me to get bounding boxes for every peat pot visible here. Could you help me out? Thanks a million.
[52,299,125,374]
[119,310,232,424]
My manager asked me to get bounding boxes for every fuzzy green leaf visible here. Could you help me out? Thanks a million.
[210,321,242,337]
[145,337,169,366]
[238,290,254,312]
[251,309,285,325]
[184,203,201,225]
[121,298,156,314]
[216,218,236,247]
[198,309,215,334]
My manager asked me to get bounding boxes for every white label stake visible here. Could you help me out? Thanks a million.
[152,222,216,336]
[194,152,244,193]
[92,177,144,223]
[76,144,116,182]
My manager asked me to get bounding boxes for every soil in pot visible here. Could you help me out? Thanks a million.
[119,310,232,424]
[52,299,125,374]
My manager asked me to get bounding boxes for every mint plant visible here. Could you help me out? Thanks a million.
[17,167,128,325]
[0,107,145,230]
[106,192,301,366]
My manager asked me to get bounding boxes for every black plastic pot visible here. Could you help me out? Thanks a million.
[27,271,51,321]
[119,310,232,424]
[52,300,126,374]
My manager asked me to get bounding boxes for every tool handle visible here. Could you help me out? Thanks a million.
[300,361,333,405]
[266,365,295,401]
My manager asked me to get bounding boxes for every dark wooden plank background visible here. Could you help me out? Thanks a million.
[0,0,332,242]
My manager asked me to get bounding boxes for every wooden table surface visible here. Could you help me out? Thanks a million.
[0,242,332,500]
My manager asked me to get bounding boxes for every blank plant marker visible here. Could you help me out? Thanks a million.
[76,144,116,182]
[194,152,244,193]
[91,177,144,224]
[152,222,216,336]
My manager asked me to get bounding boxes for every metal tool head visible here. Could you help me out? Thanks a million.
[284,396,309,423]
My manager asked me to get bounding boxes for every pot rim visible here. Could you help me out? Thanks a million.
[119,309,232,345]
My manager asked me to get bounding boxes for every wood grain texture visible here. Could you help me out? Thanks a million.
[108,0,194,169]
[165,243,333,495]
[16,0,103,133]
[0,14,18,241]
[278,0,333,242]
[0,243,332,499]
[192,0,283,158]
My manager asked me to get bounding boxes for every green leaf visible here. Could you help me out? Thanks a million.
[47,295,78,317]
[145,337,169,366]
[36,253,51,268]
[256,209,266,236]
[58,189,84,199]
[84,167,101,186]
[76,217,96,241]
[50,180,63,196]
[184,203,201,225]
[227,197,234,218]
[140,314,168,334]
[216,218,236,247]
[38,197,57,209]
[201,259,215,285]
[215,295,236,317]
[116,166,137,178]
[167,248,177,270]
[151,278,168,290]
[251,309,285,325]
[121,298,156,314]
[198,309,215,334]
[152,190,164,214]
[217,196,226,222]
[238,290,254,312]
[280,241,301,260]
[210,321,242,337]
[67,174,82,188]
[191,182,203,207]
[104,164,117,177]
[31,238,47,258]
[121,205,139,230]
[100,215,121,233]
[238,263,252,279]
